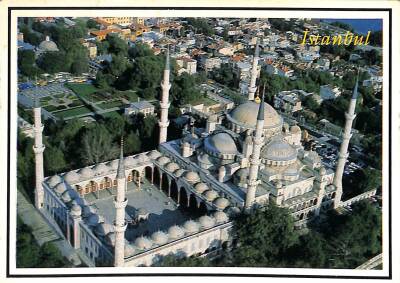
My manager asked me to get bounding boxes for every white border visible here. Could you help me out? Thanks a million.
[1,3,397,281]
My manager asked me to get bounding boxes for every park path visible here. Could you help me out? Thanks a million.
[16,190,93,267]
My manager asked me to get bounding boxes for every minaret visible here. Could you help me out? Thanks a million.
[245,85,265,209]
[158,47,171,144]
[113,138,128,267]
[248,38,260,101]
[33,97,45,209]
[333,74,359,208]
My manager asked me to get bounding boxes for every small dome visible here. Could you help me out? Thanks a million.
[147,150,162,159]
[109,159,120,170]
[226,206,241,217]
[157,156,170,165]
[183,220,200,234]
[213,197,230,210]
[204,132,238,156]
[135,236,153,250]
[165,162,180,173]
[227,101,282,130]
[275,180,283,189]
[48,175,62,187]
[137,207,148,216]
[184,171,200,184]
[61,190,74,203]
[70,204,82,217]
[151,231,168,245]
[262,137,297,163]
[284,164,299,176]
[64,171,80,184]
[137,154,150,163]
[168,225,185,239]
[94,222,114,236]
[39,36,59,52]
[319,166,327,176]
[214,211,229,223]
[124,156,136,167]
[198,215,216,229]
[94,163,108,175]
[174,169,186,177]
[203,189,219,201]
[106,232,116,246]
[197,153,214,165]
[290,125,301,133]
[79,167,94,179]
[194,182,209,194]
[235,168,249,178]
[124,242,136,257]
[54,182,67,194]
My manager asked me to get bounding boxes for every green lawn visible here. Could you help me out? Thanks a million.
[65,83,101,102]
[101,111,122,119]
[53,106,93,119]
[115,90,140,102]
[192,96,218,106]
[98,100,125,109]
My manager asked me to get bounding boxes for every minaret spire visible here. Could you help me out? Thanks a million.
[333,71,359,208]
[245,85,265,209]
[158,46,171,144]
[114,137,128,267]
[248,38,260,101]
[33,96,45,209]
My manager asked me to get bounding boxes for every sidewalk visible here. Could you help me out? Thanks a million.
[17,190,83,266]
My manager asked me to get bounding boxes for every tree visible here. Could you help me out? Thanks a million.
[96,40,110,55]
[37,51,67,74]
[18,49,40,78]
[153,254,212,267]
[78,124,119,165]
[229,204,299,267]
[142,87,156,100]
[106,34,128,56]
[44,145,67,175]
[71,59,88,75]
[124,131,142,155]
[86,19,99,29]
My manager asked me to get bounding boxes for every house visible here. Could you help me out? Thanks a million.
[274,91,303,113]
[320,84,341,100]
[124,101,155,117]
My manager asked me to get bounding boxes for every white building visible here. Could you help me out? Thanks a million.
[124,101,155,117]
[320,84,341,100]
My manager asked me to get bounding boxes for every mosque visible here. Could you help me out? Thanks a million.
[30,43,359,267]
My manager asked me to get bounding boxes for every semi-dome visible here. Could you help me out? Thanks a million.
[183,220,200,234]
[226,206,241,217]
[39,36,59,52]
[94,163,109,175]
[213,197,230,210]
[82,205,98,217]
[94,222,114,236]
[147,150,162,159]
[319,166,327,176]
[235,168,249,179]
[109,159,119,170]
[135,236,153,250]
[165,162,180,173]
[184,171,200,184]
[48,175,62,187]
[151,231,168,245]
[168,225,185,239]
[197,152,214,165]
[124,156,136,167]
[157,156,170,165]
[227,101,282,130]
[198,215,216,229]
[174,169,186,177]
[137,154,150,163]
[64,171,80,184]
[204,132,238,157]
[79,167,94,179]
[194,182,209,194]
[54,182,67,194]
[203,190,219,201]
[70,204,82,217]
[262,137,297,163]
[214,211,229,223]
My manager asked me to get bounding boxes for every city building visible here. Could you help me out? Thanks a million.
[274,91,303,114]
[320,84,342,100]
[124,101,155,117]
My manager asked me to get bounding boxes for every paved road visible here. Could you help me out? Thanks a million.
[355,253,383,270]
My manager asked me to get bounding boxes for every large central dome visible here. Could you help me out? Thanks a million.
[227,101,282,130]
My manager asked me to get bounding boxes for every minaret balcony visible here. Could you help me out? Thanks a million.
[114,197,128,208]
